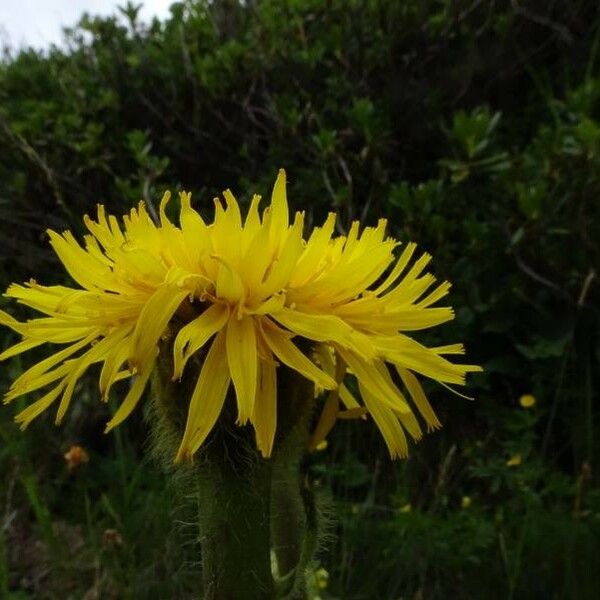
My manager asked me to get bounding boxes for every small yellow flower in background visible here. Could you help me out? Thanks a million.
[315,439,328,451]
[506,454,522,467]
[461,495,472,509]
[519,394,536,408]
[314,567,329,590]
[0,170,480,462]
[64,445,89,471]
[399,503,412,513]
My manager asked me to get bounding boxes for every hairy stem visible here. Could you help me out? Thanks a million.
[148,345,319,600]
[197,440,274,600]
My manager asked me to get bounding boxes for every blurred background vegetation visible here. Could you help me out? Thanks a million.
[1,1,599,598]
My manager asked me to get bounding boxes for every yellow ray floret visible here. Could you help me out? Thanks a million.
[0,169,481,461]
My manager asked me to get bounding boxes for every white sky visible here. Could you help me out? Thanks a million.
[0,1,173,50]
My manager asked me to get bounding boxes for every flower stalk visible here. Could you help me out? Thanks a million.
[195,445,274,600]
[151,348,317,599]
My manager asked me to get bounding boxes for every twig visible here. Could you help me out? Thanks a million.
[511,0,574,44]
[577,269,596,307]
[512,252,564,294]
[0,113,72,221]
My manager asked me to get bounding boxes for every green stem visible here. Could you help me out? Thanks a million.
[271,461,305,578]
[197,443,274,600]
[148,345,319,600]
[271,369,317,599]
[271,463,318,600]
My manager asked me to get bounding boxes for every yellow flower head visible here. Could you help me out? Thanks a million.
[519,393,536,408]
[314,567,329,589]
[0,170,480,462]
[506,454,522,467]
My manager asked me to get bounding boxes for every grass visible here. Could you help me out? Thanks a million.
[1,372,599,599]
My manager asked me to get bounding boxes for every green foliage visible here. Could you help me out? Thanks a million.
[1,1,599,598]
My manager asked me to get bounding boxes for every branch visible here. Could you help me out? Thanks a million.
[0,113,72,221]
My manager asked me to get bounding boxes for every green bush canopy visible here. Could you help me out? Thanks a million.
[0,1,598,598]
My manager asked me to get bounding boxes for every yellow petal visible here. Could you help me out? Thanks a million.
[242,194,262,250]
[215,261,245,304]
[415,281,452,308]
[309,390,339,451]
[371,360,422,440]
[338,407,368,419]
[112,245,167,288]
[371,242,417,296]
[223,189,243,231]
[339,383,361,410]
[178,192,209,265]
[0,338,45,361]
[8,332,98,393]
[337,349,411,415]
[56,329,129,424]
[430,343,465,355]
[130,286,189,371]
[104,350,157,432]
[99,341,131,400]
[375,335,477,385]
[107,215,125,245]
[226,316,258,424]
[248,293,286,316]
[47,230,116,291]
[179,191,206,229]
[293,241,394,304]
[314,343,336,376]
[4,362,71,403]
[260,320,336,390]
[258,212,304,299]
[346,307,454,332]
[172,303,229,380]
[240,223,274,291]
[13,318,99,344]
[342,221,360,252]
[159,190,173,227]
[5,283,85,316]
[14,381,67,430]
[269,169,289,250]
[272,307,374,359]
[0,309,20,331]
[83,205,117,250]
[383,253,432,303]
[397,367,441,431]
[359,382,408,459]
[84,234,113,266]
[314,345,361,410]
[175,330,230,461]
[252,353,277,457]
[289,213,337,286]
[212,192,242,265]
